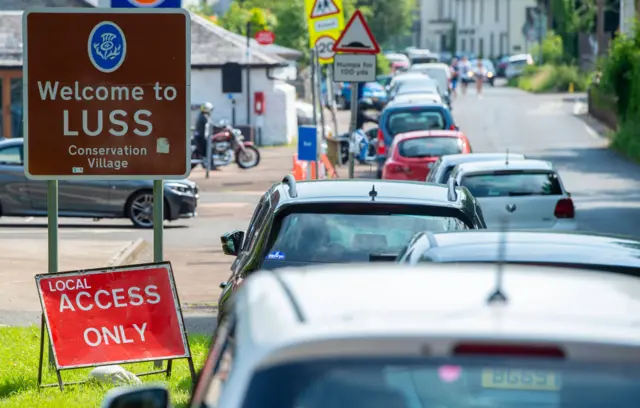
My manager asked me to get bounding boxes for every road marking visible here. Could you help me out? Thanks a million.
[584,124,600,140]
[24,217,34,222]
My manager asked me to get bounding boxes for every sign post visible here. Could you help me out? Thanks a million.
[23,7,190,385]
[331,10,380,179]
[298,126,318,180]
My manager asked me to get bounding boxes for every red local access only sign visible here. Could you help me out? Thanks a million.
[35,262,189,369]
[23,8,191,180]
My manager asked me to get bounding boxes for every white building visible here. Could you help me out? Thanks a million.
[420,0,538,58]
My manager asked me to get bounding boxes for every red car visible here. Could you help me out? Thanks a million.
[382,130,472,181]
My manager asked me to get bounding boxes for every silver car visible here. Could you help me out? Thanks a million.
[0,138,198,228]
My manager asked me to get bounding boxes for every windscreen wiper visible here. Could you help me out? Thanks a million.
[369,253,398,262]
[508,192,535,196]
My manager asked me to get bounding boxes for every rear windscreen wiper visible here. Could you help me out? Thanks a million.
[508,192,535,196]
[369,253,398,262]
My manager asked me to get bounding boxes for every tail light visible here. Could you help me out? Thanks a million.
[554,198,575,219]
[449,124,457,130]
[454,343,565,358]
[388,164,409,173]
[376,128,386,155]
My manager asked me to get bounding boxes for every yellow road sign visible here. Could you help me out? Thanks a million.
[305,0,344,63]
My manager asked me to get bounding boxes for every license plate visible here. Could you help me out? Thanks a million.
[481,369,561,391]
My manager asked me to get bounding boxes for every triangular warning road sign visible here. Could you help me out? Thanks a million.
[309,0,339,19]
[332,10,380,54]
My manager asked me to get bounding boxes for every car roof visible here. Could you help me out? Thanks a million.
[238,263,640,355]
[410,63,449,70]
[0,138,24,147]
[275,179,466,207]
[509,53,532,62]
[439,152,526,166]
[394,130,462,141]
[408,231,640,267]
[389,94,442,104]
[454,159,553,174]
[384,99,446,110]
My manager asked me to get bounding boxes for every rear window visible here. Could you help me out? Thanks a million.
[387,110,446,135]
[422,68,449,89]
[440,165,455,182]
[264,211,468,265]
[510,59,529,67]
[460,171,563,198]
[240,357,640,408]
[399,137,462,158]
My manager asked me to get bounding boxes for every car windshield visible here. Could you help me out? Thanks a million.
[240,357,640,408]
[387,109,446,135]
[364,82,384,92]
[399,137,462,158]
[470,59,495,71]
[460,171,563,197]
[263,210,468,265]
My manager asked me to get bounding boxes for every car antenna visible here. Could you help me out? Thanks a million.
[369,185,378,202]
[505,149,509,166]
[487,216,509,304]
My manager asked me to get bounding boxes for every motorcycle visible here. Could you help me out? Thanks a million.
[191,120,261,170]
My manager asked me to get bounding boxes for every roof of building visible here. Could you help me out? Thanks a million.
[223,29,303,60]
[0,10,289,68]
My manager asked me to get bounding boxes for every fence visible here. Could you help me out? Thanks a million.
[588,86,618,130]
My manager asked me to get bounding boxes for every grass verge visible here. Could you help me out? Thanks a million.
[0,325,210,408]
[509,64,590,93]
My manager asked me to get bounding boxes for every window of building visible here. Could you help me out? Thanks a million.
[499,32,505,54]
[449,0,453,18]
[461,0,466,25]
[480,0,484,23]
[490,32,495,57]
[495,0,499,22]
[461,38,467,51]
[470,38,475,52]
[479,38,484,57]
[438,0,444,18]
[471,0,476,24]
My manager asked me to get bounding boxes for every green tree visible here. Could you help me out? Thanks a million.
[550,0,596,62]
[353,0,414,46]
[531,31,565,65]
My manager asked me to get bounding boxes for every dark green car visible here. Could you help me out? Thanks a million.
[216,177,487,323]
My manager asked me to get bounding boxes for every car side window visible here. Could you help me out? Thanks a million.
[243,196,270,252]
[242,196,267,251]
[0,146,23,165]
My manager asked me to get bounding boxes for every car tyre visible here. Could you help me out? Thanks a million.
[126,190,170,228]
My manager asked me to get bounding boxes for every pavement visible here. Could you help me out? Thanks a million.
[2,84,639,333]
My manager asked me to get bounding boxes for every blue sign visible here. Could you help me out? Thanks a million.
[88,22,127,73]
[298,126,318,161]
[110,0,182,8]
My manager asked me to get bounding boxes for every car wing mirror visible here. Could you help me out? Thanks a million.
[221,230,245,256]
[100,385,170,408]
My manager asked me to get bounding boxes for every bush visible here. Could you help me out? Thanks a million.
[514,64,587,93]
[531,31,564,65]
[377,54,391,75]
[602,34,638,121]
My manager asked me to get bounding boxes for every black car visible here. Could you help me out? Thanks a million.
[396,230,640,273]
[216,177,487,322]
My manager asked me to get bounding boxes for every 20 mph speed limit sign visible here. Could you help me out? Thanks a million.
[315,36,336,61]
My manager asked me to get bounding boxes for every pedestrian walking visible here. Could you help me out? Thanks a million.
[450,57,459,99]
[475,59,486,97]
[459,56,471,96]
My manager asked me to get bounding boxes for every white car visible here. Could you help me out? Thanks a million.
[426,152,527,184]
[103,263,640,408]
[450,159,576,230]
[505,53,534,80]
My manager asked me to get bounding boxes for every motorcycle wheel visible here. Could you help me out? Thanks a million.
[236,146,261,169]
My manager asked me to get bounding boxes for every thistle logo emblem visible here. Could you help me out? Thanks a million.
[88,21,127,73]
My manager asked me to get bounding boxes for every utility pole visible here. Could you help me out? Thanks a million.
[596,0,606,56]
[546,0,552,31]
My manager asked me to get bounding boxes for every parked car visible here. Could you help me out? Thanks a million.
[426,152,527,184]
[505,53,535,80]
[337,81,388,110]
[375,100,458,179]
[382,130,471,181]
[450,158,576,230]
[0,138,198,228]
[495,54,511,77]
[408,62,453,105]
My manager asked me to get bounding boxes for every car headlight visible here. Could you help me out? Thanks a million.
[468,71,474,77]
[166,183,191,193]
[487,72,494,78]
